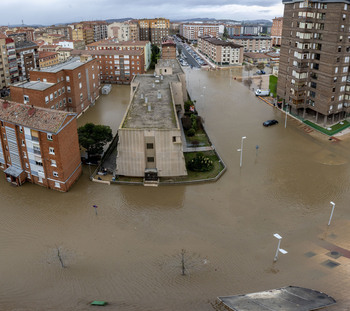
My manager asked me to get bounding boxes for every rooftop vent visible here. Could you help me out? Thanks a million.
[152,83,155,88]
[147,104,151,112]
[145,97,148,104]
[157,90,161,99]
[141,93,144,99]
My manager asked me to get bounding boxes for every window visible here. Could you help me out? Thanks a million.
[78,73,81,79]
[146,143,154,149]
[23,95,29,103]
[66,76,70,82]
[62,87,65,93]
[23,151,27,158]
[53,171,58,177]
[55,182,60,188]
[80,93,83,101]
[58,89,61,96]
[45,96,49,104]
[67,86,71,93]
[50,94,53,101]
[68,97,72,103]
[54,91,57,98]
[35,160,43,166]
[21,139,25,146]
[147,157,154,162]
[47,133,53,140]
[51,160,57,167]
[49,147,55,154]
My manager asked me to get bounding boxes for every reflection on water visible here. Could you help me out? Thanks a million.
[0,73,350,310]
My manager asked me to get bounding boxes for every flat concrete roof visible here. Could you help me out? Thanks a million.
[32,57,88,73]
[122,74,179,129]
[12,81,54,91]
[156,59,184,76]
[218,286,336,311]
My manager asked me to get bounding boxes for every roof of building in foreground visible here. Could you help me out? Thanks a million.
[12,81,54,91]
[0,99,76,134]
[121,74,180,129]
[156,59,184,75]
[32,56,92,73]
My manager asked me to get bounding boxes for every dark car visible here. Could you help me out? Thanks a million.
[263,120,278,127]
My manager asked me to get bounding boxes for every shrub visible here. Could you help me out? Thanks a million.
[184,100,192,112]
[187,153,214,172]
[181,116,192,131]
[187,128,195,137]
[190,114,198,131]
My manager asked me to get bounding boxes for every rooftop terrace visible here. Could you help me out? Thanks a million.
[122,74,180,129]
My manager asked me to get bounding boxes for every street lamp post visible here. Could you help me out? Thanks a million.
[328,201,336,226]
[237,136,247,168]
[273,233,288,262]
[285,104,288,128]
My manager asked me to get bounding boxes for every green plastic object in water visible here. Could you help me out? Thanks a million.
[91,301,108,306]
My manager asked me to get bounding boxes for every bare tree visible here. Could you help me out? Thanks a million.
[244,78,253,89]
[244,64,254,77]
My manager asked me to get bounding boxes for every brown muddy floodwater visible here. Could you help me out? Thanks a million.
[1,68,350,311]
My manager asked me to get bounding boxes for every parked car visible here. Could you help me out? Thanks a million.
[255,89,270,96]
[263,120,278,127]
[256,70,266,75]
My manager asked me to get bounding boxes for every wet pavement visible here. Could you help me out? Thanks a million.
[0,68,350,310]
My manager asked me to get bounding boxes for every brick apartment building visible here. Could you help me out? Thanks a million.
[228,36,272,53]
[0,99,81,191]
[86,39,151,71]
[180,23,219,41]
[271,17,283,46]
[72,49,144,84]
[15,41,39,82]
[198,36,244,65]
[161,40,176,59]
[45,26,72,40]
[10,56,100,115]
[138,18,170,46]
[38,51,59,68]
[277,0,350,125]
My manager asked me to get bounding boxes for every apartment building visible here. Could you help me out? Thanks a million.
[161,40,176,59]
[277,0,350,125]
[226,25,241,37]
[45,26,72,40]
[0,99,81,191]
[56,40,86,50]
[87,39,152,71]
[138,18,170,46]
[71,24,94,45]
[5,37,19,84]
[128,21,139,41]
[198,36,244,65]
[107,22,131,41]
[116,59,187,182]
[271,17,283,46]
[0,33,10,90]
[180,23,219,41]
[10,56,100,115]
[228,36,272,53]
[72,49,144,84]
[15,41,39,82]
[38,51,59,68]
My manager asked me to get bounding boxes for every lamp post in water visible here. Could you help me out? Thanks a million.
[285,104,289,128]
[237,136,246,168]
[273,233,288,262]
[328,201,336,226]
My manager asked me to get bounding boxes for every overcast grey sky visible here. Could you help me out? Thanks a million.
[2,0,284,26]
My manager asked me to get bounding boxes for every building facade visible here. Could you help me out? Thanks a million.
[38,51,59,68]
[161,40,176,59]
[0,34,10,89]
[0,99,82,191]
[277,0,350,125]
[86,39,152,71]
[180,23,219,41]
[10,56,100,115]
[198,36,244,65]
[138,18,170,46]
[271,17,283,46]
[228,36,272,53]
[72,49,145,84]
[15,41,39,82]
[116,59,187,181]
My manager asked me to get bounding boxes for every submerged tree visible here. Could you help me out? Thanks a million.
[78,123,113,159]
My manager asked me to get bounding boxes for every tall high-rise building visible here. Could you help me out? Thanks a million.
[277,0,350,125]
[138,18,169,46]
[271,17,283,46]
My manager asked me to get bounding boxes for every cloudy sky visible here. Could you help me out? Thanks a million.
[2,0,284,26]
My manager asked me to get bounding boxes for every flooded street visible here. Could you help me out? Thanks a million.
[1,68,350,310]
